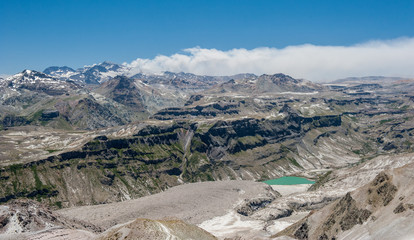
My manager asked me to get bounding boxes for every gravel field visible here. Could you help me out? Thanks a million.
[57,180,277,229]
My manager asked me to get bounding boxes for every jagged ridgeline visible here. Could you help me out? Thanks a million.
[0,112,340,207]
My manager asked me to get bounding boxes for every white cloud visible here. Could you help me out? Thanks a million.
[125,37,414,82]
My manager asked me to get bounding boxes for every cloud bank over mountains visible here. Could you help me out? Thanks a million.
[126,37,414,82]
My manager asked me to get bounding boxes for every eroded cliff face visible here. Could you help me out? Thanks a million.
[275,163,414,240]
[0,113,343,207]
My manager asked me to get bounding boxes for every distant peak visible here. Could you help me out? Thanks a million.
[43,66,76,75]
[100,61,117,66]
[260,73,293,78]
[22,69,33,74]
[21,69,47,77]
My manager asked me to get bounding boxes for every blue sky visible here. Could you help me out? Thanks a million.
[0,0,413,77]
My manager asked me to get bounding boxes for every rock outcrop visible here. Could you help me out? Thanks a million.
[95,218,217,240]
[0,199,100,236]
[274,162,414,240]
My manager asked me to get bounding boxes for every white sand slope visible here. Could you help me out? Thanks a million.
[198,211,265,239]
[270,184,312,196]
[198,183,313,239]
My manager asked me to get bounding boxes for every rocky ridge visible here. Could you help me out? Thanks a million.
[0,199,100,238]
[275,161,414,240]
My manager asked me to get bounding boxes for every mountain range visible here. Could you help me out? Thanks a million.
[0,62,413,239]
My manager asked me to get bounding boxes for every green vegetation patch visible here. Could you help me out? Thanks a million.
[264,176,314,185]
[29,109,44,121]
[31,166,43,190]
[54,201,62,209]
[287,157,302,168]
[309,171,332,191]
[9,164,23,174]
[380,119,392,125]
[131,143,183,161]
[238,135,263,145]
[196,123,214,133]
[188,151,207,166]
[46,149,60,153]
[400,105,409,111]
[54,117,73,130]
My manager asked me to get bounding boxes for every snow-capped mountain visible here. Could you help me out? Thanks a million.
[42,61,258,86]
[44,61,129,84]
[1,70,81,95]
[43,66,77,80]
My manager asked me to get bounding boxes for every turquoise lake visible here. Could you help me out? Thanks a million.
[263,176,315,185]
